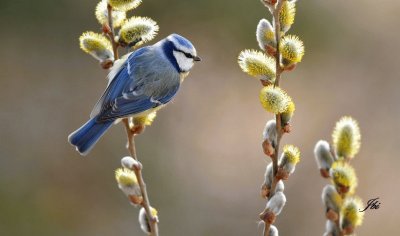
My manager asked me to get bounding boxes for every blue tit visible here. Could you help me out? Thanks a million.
[68,34,201,155]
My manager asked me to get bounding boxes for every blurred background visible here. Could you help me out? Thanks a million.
[0,0,399,235]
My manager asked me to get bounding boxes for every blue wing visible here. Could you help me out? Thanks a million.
[93,46,180,122]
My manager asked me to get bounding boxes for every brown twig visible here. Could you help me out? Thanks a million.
[107,4,119,59]
[270,0,285,204]
[263,223,271,236]
[106,4,159,236]
[262,1,285,235]
[123,120,159,236]
[328,152,345,236]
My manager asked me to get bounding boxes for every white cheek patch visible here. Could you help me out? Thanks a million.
[173,51,194,72]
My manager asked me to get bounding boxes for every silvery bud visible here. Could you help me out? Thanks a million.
[138,207,158,235]
[264,162,285,192]
[263,163,285,196]
[256,19,276,54]
[314,140,334,178]
[121,156,140,169]
[322,185,342,213]
[262,120,276,157]
[269,225,279,236]
[323,220,341,236]
[263,119,277,154]
[266,191,286,215]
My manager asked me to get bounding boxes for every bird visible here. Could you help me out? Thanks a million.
[68,33,201,155]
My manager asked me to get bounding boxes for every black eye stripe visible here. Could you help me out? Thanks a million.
[175,49,194,59]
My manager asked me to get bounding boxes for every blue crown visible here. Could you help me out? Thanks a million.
[168,33,195,49]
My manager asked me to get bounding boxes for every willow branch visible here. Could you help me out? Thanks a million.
[123,120,159,236]
[273,3,283,87]
[262,1,285,235]
[107,5,158,236]
[107,4,119,59]
[270,0,285,199]
[263,223,271,236]
[328,151,344,236]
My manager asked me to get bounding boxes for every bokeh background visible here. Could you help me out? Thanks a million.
[1,0,399,235]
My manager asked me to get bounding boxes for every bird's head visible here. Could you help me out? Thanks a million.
[163,34,201,73]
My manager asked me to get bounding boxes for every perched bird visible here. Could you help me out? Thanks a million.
[68,34,201,155]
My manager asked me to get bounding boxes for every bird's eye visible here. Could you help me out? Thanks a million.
[176,49,194,59]
[184,52,194,59]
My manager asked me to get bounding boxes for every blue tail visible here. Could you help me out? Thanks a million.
[68,117,114,156]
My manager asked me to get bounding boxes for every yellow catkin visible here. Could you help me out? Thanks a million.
[281,96,295,124]
[238,49,276,82]
[115,168,138,186]
[259,85,290,114]
[330,161,358,194]
[341,196,364,227]
[80,32,112,53]
[150,207,158,217]
[280,35,305,64]
[283,145,300,164]
[108,0,142,11]
[280,0,296,33]
[95,0,126,27]
[332,116,361,159]
[119,16,159,45]
[134,112,157,126]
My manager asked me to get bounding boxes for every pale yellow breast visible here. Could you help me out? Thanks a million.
[133,105,165,118]
[180,72,190,83]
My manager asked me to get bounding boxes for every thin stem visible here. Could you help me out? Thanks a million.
[270,0,285,197]
[123,119,137,158]
[273,1,284,88]
[106,5,158,236]
[261,1,285,235]
[335,219,344,236]
[270,176,279,196]
[322,150,344,236]
[123,120,159,236]
[107,4,119,59]
[263,222,271,236]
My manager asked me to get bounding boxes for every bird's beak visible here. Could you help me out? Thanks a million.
[193,56,202,62]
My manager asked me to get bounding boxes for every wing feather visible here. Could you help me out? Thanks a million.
[90,46,180,122]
